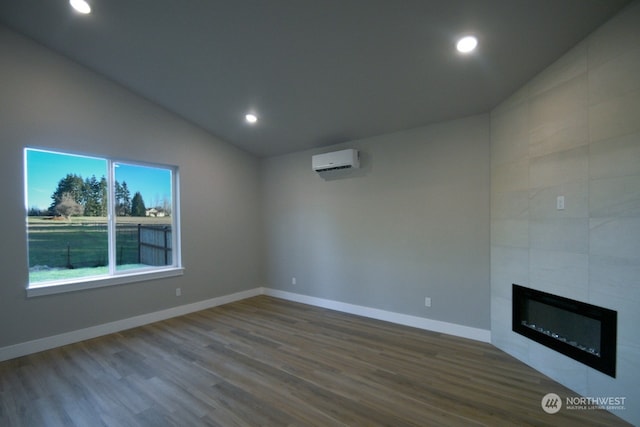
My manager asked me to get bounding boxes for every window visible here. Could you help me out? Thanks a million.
[25,148,182,296]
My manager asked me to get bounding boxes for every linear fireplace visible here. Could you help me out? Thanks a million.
[512,284,617,377]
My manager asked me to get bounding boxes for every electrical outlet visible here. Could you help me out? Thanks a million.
[425,297,432,307]
[176,288,182,297]
[556,196,565,210]
[292,277,297,285]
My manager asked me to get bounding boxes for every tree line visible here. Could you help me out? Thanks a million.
[30,173,148,218]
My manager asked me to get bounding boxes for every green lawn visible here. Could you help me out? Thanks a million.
[28,264,146,283]
[27,216,171,283]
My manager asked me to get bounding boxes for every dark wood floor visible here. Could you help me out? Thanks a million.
[0,296,630,426]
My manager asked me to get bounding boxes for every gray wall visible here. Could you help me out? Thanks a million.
[490,2,640,424]
[262,115,491,329]
[0,27,263,348]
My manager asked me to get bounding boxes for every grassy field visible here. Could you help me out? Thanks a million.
[27,216,171,282]
[28,264,145,283]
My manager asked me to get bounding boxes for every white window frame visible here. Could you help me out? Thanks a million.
[25,148,183,297]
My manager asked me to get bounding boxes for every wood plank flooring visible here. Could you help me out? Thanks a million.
[0,296,630,426]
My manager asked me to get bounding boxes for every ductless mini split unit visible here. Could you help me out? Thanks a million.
[312,149,360,172]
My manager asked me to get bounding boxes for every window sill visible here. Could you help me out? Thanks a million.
[26,267,185,297]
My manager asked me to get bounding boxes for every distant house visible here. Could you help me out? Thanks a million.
[145,208,166,217]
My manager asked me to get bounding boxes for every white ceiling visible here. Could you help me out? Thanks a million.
[0,0,631,157]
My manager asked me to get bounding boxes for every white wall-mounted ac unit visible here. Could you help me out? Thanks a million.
[312,149,360,172]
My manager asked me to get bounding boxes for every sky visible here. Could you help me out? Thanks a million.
[26,148,172,211]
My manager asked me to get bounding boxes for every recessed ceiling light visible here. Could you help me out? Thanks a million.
[245,113,258,124]
[70,0,91,14]
[456,36,478,53]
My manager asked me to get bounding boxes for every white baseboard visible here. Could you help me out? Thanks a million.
[262,288,491,343]
[1,286,490,362]
[0,287,262,362]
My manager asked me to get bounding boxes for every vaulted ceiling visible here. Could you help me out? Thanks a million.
[0,0,631,157]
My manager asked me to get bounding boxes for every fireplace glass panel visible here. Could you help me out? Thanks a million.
[524,299,601,356]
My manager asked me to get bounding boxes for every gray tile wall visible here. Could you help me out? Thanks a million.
[490,2,640,425]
